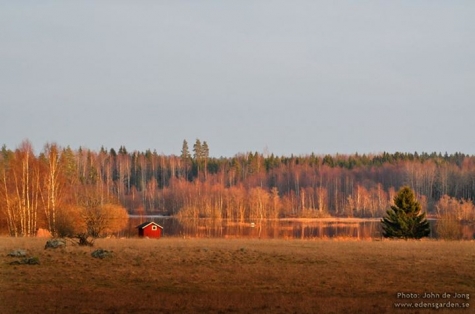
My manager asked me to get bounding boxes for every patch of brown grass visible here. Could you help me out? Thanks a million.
[0,237,473,313]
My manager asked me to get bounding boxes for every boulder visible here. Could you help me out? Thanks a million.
[45,239,66,249]
[91,249,113,259]
[23,257,40,265]
[7,249,27,257]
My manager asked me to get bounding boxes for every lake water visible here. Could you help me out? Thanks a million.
[122,217,475,240]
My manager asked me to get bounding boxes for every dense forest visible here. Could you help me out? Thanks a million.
[1,139,475,237]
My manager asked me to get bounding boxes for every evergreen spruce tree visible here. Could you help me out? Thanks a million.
[381,186,430,239]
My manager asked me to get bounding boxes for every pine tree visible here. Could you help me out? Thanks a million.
[181,140,191,179]
[202,141,209,179]
[193,139,203,178]
[193,139,202,160]
[202,141,209,160]
[381,186,430,239]
[181,140,191,160]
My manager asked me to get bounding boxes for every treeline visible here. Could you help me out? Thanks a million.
[1,139,475,236]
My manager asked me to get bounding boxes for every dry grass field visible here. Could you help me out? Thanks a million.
[0,237,473,314]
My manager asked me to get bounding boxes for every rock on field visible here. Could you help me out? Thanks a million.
[45,239,66,249]
[91,249,113,259]
[7,249,27,257]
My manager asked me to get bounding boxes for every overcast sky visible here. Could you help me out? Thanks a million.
[1,1,474,157]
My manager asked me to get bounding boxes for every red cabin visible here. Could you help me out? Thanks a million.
[136,221,163,238]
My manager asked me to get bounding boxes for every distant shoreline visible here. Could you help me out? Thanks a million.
[128,215,440,222]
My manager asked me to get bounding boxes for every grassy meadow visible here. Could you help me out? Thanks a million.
[0,237,474,313]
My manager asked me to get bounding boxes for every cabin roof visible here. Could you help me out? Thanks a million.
[136,221,163,229]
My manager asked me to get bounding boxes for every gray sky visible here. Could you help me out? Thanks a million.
[1,1,474,157]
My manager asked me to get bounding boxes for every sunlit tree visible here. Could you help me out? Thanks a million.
[40,143,66,236]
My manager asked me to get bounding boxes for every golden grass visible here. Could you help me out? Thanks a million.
[0,237,474,313]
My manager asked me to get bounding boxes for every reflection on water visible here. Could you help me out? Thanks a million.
[119,217,475,240]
